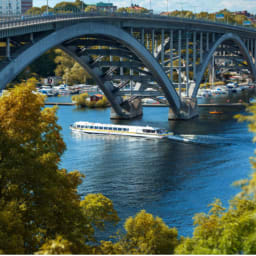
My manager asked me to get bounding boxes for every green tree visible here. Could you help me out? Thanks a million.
[30,50,57,77]
[54,49,89,85]
[53,1,80,13]
[72,92,89,107]
[84,5,97,12]
[25,7,42,15]
[0,79,119,254]
[117,6,149,14]
[175,103,256,254]
[99,210,179,254]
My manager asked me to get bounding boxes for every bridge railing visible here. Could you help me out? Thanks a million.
[0,11,256,33]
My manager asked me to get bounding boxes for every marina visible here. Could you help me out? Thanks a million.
[45,102,247,107]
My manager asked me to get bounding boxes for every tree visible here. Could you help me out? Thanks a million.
[84,5,97,12]
[117,6,149,14]
[25,7,42,15]
[29,50,57,77]
[53,1,80,13]
[175,103,256,254]
[54,49,90,85]
[0,79,119,254]
[98,210,179,254]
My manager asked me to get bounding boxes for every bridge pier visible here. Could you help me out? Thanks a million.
[168,97,198,120]
[110,98,143,120]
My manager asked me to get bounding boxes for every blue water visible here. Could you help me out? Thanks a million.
[51,97,255,237]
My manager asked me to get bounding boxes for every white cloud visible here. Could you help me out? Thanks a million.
[219,0,256,13]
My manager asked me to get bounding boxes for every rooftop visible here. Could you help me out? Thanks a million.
[96,2,114,7]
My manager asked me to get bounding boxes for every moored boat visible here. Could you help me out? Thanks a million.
[70,121,172,139]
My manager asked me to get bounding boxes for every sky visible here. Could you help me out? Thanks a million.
[34,0,256,14]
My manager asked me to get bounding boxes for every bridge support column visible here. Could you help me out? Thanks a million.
[185,32,189,96]
[6,37,10,60]
[152,29,155,55]
[254,39,256,65]
[193,32,196,80]
[110,98,143,120]
[161,29,165,65]
[178,30,182,96]
[168,97,198,120]
[170,30,173,81]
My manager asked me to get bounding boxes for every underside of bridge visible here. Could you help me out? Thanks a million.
[0,15,256,120]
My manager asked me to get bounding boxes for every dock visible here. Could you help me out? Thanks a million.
[44,102,247,107]
[45,102,75,106]
[143,103,247,107]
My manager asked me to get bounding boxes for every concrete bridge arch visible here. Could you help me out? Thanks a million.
[191,33,256,98]
[0,21,181,119]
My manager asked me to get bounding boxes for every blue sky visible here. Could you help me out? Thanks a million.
[34,0,256,14]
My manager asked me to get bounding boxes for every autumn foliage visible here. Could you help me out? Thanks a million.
[3,78,256,254]
[0,79,119,254]
[0,79,179,254]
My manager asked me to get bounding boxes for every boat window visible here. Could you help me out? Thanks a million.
[98,127,102,129]
[118,128,122,131]
[113,127,117,131]
[95,126,98,129]
[104,127,108,130]
[90,126,93,129]
[77,125,80,128]
[143,129,155,133]
[109,127,113,130]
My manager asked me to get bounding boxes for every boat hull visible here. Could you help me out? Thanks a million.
[70,127,171,139]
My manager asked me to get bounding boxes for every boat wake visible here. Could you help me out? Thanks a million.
[167,134,231,145]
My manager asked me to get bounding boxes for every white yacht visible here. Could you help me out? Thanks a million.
[38,86,58,97]
[211,86,228,95]
[197,89,212,97]
[70,121,172,139]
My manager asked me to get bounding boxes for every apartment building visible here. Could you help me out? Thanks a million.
[0,0,21,15]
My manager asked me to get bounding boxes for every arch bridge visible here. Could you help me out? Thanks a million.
[0,12,256,119]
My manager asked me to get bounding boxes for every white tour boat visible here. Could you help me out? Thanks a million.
[70,121,173,139]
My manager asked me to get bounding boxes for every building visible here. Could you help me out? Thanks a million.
[96,2,117,12]
[128,4,150,13]
[0,0,21,15]
[21,0,32,14]
[234,10,251,17]
[90,94,103,102]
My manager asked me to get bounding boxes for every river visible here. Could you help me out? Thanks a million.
[46,91,255,237]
